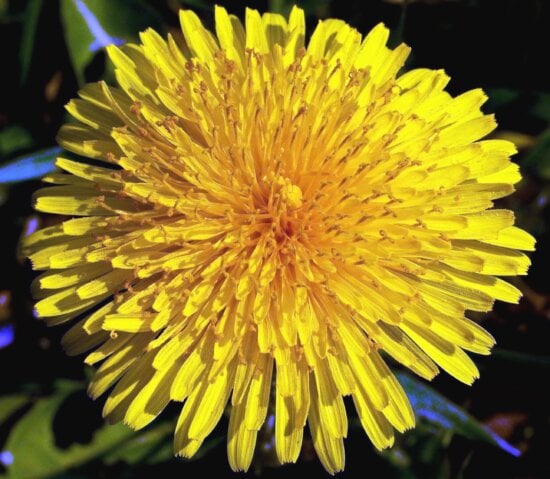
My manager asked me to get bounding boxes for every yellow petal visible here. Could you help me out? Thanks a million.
[308,376,345,474]
[215,5,245,66]
[245,8,269,54]
[484,226,536,251]
[227,399,257,472]
[402,321,480,385]
[179,9,219,61]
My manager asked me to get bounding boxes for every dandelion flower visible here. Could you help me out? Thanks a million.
[23,6,535,473]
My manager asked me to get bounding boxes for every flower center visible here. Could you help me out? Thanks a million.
[279,178,303,210]
[263,175,304,243]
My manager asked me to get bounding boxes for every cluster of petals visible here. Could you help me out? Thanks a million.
[23,6,533,473]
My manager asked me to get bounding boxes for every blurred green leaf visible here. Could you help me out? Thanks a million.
[176,0,210,12]
[378,425,453,479]
[3,381,135,479]
[0,147,60,184]
[0,394,30,424]
[104,423,223,466]
[19,0,43,84]
[103,422,173,466]
[531,92,550,123]
[187,434,224,460]
[397,372,520,457]
[522,129,550,178]
[0,125,34,157]
[59,0,164,83]
[492,131,536,151]
[0,0,7,16]
[486,88,521,111]
[389,0,408,47]
[379,446,412,470]
[268,0,294,16]
[269,0,331,17]
[492,348,550,368]
[299,0,331,16]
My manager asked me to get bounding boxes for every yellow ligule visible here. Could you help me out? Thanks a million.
[227,399,257,472]
[308,376,345,474]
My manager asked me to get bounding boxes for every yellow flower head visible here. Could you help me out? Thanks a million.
[23,6,534,473]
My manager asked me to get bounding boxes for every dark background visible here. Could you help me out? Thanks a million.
[1,1,550,478]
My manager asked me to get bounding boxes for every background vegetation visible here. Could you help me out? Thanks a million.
[1,1,549,477]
